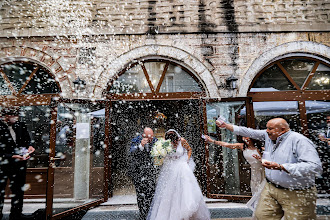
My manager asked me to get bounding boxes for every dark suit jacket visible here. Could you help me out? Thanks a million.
[0,120,31,163]
[127,135,157,180]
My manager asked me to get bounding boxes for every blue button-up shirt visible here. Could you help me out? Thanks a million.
[233,125,322,190]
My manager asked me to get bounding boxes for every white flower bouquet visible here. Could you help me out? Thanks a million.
[151,138,174,166]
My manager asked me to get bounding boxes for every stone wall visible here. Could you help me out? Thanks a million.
[0,1,329,99]
[0,0,329,37]
[1,32,329,99]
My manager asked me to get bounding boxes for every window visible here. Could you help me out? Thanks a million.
[250,57,330,92]
[0,61,60,95]
[251,64,296,91]
[107,59,204,99]
[306,63,330,90]
[0,61,60,169]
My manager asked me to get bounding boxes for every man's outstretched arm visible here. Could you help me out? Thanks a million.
[216,121,266,141]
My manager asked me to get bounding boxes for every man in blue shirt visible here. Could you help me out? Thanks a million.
[217,118,322,220]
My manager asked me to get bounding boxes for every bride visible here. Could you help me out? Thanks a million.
[147,129,210,220]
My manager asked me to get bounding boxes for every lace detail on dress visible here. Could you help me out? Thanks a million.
[166,140,185,159]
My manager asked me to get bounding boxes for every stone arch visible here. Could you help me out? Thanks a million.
[93,44,219,98]
[239,41,330,96]
[0,46,73,97]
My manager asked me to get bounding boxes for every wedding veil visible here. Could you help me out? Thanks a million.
[165,129,181,138]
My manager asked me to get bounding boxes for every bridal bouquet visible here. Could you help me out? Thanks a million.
[151,138,174,166]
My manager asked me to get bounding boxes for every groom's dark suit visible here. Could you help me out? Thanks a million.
[128,135,157,220]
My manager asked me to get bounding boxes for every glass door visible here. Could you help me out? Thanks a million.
[202,98,253,199]
[46,99,110,219]
[0,105,52,218]
[305,100,330,194]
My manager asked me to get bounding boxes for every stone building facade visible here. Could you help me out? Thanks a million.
[0,0,329,100]
[0,0,329,217]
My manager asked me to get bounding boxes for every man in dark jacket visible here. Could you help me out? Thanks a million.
[0,108,35,220]
[128,127,157,220]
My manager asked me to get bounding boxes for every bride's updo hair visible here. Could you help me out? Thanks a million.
[165,131,180,143]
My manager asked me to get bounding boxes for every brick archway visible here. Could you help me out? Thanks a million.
[0,46,73,97]
[239,41,330,96]
[93,44,219,98]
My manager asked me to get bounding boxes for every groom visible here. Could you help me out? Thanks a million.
[128,127,157,220]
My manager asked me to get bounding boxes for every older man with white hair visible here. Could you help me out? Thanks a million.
[217,118,322,220]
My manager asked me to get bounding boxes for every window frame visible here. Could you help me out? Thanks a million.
[248,55,330,135]
[0,61,61,106]
[105,58,206,100]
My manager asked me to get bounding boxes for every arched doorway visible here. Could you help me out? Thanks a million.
[0,60,111,218]
[0,60,61,183]
[105,58,208,198]
[0,60,60,216]
[248,55,330,193]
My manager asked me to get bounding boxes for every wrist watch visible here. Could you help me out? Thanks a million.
[278,164,282,171]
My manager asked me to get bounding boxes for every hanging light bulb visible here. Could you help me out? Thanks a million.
[315,76,330,85]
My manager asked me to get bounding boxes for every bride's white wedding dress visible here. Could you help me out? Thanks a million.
[147,137,210,220]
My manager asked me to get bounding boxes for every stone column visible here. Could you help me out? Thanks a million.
[74,110,91,200]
